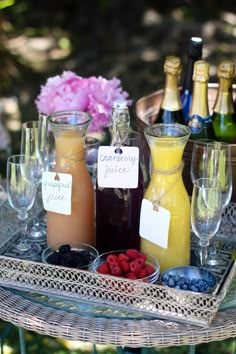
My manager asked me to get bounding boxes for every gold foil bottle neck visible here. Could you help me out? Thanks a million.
[164,56,182,76]
[192,60,209,83]
[217,60,235,80]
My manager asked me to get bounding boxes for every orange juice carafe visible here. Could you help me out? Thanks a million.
[140,123,191,272]
[47,111,95,247]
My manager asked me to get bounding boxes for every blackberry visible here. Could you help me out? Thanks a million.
[58,244,71,255]
[79,250,91,266]
[47,252,60,265]
[60,251,77,267]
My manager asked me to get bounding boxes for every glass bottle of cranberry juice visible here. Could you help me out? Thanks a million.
[96,101,144,254]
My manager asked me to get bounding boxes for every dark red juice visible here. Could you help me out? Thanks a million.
[96,170,144,253]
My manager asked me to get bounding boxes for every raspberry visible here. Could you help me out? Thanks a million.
[118,253,129,262]
[107,254,119,265]
[130,260,142,274]
[137,252,147,261]
[144,264,155,276]
[97,262,109,274]
[135,257,145,268]
[110,264,122,276]
[137,269,147,279]
[58,244,71,255]
[120,260,130,273]
[126,249,139,260]
[126,272,137,280]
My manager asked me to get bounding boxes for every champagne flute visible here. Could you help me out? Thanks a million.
[191,178,222,267]
[191,141,232,265]
[6,155,41,257]
[21,120,48,242]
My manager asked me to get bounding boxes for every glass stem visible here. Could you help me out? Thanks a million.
[199,240,209,267]
[18,212,28,245]
[209,237,217,256]
[33,185,39,227]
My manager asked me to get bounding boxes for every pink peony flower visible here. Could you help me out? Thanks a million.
[35,71,132,133]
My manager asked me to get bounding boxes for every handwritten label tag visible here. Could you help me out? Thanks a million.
[42,172,72,215]
[139,199,170,249]
[97,146,139,188]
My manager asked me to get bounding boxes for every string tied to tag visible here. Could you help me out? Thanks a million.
[151,162,184,212]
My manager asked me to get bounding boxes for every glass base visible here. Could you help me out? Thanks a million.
[28,224,47,243]
[15,242,41,259]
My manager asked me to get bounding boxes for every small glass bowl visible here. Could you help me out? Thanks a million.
[160,266,217,294]
[92,250,160,283]
[42,242,99,270]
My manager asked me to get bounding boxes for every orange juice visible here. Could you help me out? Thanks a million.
[140,124,190,272]
[47,114,95,247]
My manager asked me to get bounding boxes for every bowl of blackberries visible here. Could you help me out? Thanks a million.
[42,242,99,270]
[160,266,217,294]
[92,249,160,283]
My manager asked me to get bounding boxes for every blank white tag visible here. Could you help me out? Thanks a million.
[97,146,139,188]
[42,171,72,215]
[139,198,170,249]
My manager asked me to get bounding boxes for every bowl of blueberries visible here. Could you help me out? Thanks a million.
[160,266,217,294]
[42,242,99,270]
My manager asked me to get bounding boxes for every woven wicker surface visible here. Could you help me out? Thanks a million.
[0,287,236,348]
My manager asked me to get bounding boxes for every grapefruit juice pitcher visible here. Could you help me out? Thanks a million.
[47,111,95,247]
[141,123,191,272]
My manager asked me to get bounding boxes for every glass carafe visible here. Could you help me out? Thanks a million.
[47,111,95,247]
[140,123,191,272]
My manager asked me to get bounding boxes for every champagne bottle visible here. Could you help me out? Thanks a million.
[157,56,185,125]
[181,37,203,123]
[212,60,236,143]
[96,100,144,254]
[188,60,216,140]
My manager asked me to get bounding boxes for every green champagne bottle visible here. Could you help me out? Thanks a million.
[188,60,216,140]
[157,56,185,125]
[212,60,236,144]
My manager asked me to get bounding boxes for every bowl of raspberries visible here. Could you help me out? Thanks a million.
[92,249,160,283]
[42,242,99,270]
[161,266,217,294]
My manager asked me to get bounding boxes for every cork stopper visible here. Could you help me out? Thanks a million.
[164,56,182,76]
[217,60,235,80]
[192,60,209,83]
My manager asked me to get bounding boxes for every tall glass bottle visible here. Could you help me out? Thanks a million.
[96,101,144,254]
[212,60,236,144]
[181,37,203,123]
[157,56,185,125]
[188,60,216,140]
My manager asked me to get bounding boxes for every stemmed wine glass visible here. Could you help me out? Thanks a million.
[6,154,41,257]
[191,178,222,267]
[21,120,48,242]
[191,140,232,265]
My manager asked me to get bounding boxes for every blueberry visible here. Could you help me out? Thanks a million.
[173,275,180,283]
[207,279,215,288]
[180,283,189,290]
[191,278,197,286]
[168,277,176,287]
[190,285,199,292]
[162,274,169,282]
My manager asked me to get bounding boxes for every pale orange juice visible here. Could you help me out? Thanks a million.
[141,135,190,272]
[47,130,95,247]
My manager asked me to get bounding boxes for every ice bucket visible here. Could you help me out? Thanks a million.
[135,83,236,201]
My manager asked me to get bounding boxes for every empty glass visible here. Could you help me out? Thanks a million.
[191,178,222,267]
[21,120,48,242]
[6,154,41,257]
[85,136,100,189]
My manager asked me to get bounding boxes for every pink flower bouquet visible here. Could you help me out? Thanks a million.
[35,71,132,134]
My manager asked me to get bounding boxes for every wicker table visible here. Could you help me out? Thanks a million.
[0,201,235,349]
[0,286,235,349]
